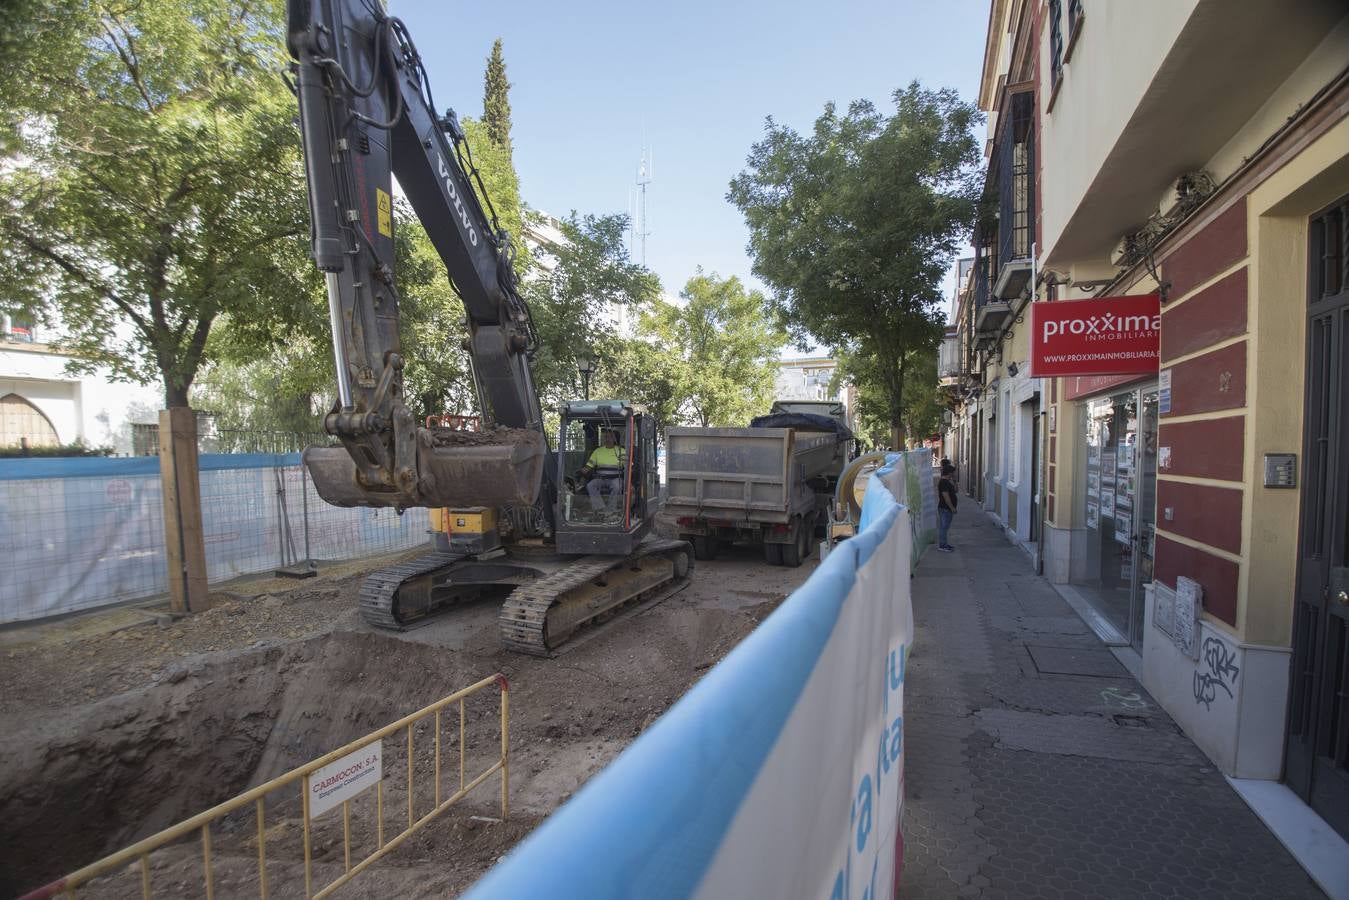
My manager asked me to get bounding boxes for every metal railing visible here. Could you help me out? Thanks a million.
[205,429,333,454]
[20,673,510,900]
[973,222,997,311]
[995,89,1035,270]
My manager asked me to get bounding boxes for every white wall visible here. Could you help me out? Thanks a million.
[0,344,162,452]
[1038,0,1199,259]
[775,358,845,404]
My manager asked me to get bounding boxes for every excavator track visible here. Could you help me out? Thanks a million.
[359,551,466,630]
[498,538,694,656]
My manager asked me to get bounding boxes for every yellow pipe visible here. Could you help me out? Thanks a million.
[256,798,268,900]
[342,800,351,874]
[376,781,384,850]
[501,684,510,820]
[201,824,214,900]
[301,776,312,900]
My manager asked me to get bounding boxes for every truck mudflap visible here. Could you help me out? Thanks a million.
[303,427,545,509]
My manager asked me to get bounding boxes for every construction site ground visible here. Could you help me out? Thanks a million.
[0,535,814,898]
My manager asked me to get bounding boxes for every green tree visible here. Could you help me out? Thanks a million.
[618,272,785,429]
[728,83,981,447]
[461,116,524,263]
[530,212,661,414]
[599,334,690,433]
[834,345,943,449]
[192,343,331,440]
[200,197,479,429]
[0,0,313,409]
[482,38,513,156]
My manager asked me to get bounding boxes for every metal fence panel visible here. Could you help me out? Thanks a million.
[0,453,426,623]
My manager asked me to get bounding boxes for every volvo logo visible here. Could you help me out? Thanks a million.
[436,153,478,246]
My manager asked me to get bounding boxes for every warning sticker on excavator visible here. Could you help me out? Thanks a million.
[376,188,392,237]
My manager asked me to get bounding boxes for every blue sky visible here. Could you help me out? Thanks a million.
[393,0,988,320]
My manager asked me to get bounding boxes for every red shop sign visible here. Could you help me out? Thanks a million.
[1028,294,1160,378]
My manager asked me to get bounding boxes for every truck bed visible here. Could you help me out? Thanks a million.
[663,427,839,524]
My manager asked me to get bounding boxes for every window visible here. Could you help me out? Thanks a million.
[1311,202,1345,300]
[1048,0,1064,90]
[1065,0,1085,63]
[3,315,35,343]
[132,423,160,457]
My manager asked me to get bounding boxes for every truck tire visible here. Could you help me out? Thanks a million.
[782,522,804,567]
[763,541,783,565]
[799,521,814,562]
[692,535,717,561]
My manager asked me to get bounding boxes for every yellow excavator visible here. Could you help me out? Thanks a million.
[287,0,691,654]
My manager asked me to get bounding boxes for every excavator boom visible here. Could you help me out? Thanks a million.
[287,0,545,509]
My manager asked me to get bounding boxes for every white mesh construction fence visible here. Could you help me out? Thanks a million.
[0,453,426,623]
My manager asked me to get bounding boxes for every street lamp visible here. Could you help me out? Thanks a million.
[576,355,593,400]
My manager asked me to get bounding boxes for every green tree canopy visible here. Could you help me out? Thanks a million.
[608,272,786,429]
[199,197,480,430]
[728,82,980,446]
[461,114,523,263]
[529,212,661,416]
[0,0,314,408]
[834,345,943,450]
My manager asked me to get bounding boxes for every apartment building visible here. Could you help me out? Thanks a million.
[941,0,1349,872]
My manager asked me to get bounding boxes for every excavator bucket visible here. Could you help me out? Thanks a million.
[303,427,545,510]
[416,426,546,509]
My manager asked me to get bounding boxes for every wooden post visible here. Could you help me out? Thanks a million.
[159,407,208,613]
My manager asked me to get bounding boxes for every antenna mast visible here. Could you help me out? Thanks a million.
[635,146,652,266]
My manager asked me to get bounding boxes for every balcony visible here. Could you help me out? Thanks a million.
[973,225,1010,338]
[992,89,1034,301]
[937,331,963,392]
[1041,0,1344,263]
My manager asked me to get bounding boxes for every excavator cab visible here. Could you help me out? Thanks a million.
[555,401,657,555]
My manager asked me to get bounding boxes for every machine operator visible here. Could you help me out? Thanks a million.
[580,429,626,512]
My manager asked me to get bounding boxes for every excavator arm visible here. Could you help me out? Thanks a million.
[287,0,545,510]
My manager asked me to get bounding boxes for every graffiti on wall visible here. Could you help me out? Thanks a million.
[1193,635,1240,711]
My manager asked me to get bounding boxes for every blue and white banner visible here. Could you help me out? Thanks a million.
[468,456,915,899]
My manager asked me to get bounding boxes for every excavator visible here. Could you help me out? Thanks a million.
[286,0,692,655]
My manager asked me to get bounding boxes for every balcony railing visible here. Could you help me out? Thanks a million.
[938,333,963,381]
[973,221,1008,337]
[993,89,1035,300]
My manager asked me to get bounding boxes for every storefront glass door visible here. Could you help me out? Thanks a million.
[1076,386,1158,648]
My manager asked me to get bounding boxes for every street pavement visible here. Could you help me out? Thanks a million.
[900,511,1324,899]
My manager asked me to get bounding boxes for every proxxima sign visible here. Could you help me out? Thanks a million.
[1028,294,1161,378]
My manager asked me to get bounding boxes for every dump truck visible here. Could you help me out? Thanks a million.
[664,410,853,566]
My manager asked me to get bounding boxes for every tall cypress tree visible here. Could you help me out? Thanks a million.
[482,38,513,155]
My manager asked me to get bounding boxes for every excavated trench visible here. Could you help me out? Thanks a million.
[0,632,495,895]
[0,542,796,897]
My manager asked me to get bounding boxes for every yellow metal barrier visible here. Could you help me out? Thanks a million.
[21,673,510,900]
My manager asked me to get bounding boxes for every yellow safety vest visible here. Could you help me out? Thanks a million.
[586,446,624,475]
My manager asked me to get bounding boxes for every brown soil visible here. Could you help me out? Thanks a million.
[0,538,816,897]
[428,426,540,447]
